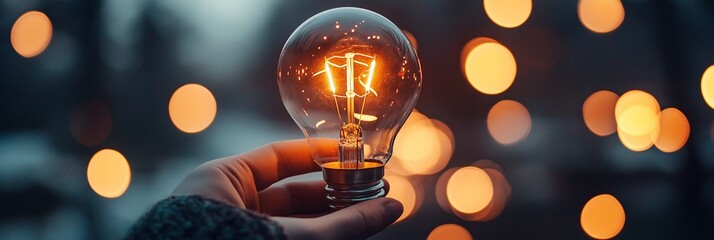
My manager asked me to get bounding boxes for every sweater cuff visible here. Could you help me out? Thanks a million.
[126,195,286,240]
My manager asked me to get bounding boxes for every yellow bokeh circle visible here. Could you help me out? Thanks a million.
[427,224,473,240]
[169,84,217,133]
[484,0,532,28]
[464,42,517,95]
[615,90,660,136]
[578,0,625,33]
[654,108,689,153]
[461,38,497,73]
[614,90,661,151]
[391,110,453,176]
[446,166,494,214]
[617,125,656,152]
[384,175,416,223]
[619,105,658,136]
[11,11,53,58]
[582,90,619,136]
[701,65,714,109]
[487,100,531,145]
[87,149,131,198]
[581,194,626,239]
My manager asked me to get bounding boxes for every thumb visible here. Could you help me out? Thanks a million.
[315,197,403,240]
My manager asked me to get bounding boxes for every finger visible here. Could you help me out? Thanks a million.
[258,180,330,216]
[215,139,337,191]
[271,217,322,240]
[261,179,390,217]
[313,198,403,240]
[261,178,392,217]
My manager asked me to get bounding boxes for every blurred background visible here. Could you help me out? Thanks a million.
[2,0,714,239]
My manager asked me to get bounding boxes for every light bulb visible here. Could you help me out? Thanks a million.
[278,7,421,208]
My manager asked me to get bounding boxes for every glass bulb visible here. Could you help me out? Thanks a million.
[278,7,421,208]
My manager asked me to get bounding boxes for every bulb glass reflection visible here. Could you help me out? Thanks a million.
[278,7,421,207]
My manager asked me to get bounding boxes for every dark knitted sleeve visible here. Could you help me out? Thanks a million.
[125,195,286,240]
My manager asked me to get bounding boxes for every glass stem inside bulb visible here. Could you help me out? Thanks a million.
[346,52,355,125]
[321,52,379,169]
[339,124,364,168]
[336,53,367,169]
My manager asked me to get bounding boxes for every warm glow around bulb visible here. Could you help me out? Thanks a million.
[87,149,131,198]
[654,108,689,153]
[464,42,517,95]
[581,194,626,239]
[487,100,531,145]
[427,224,473,240]
[582,90,618,136]
[169,84,217,133]
[363,144,373,156]
[484,0,532,28]
[322,161,383,169]
[11,11,53,58]
[447,166,494,214]
[384,175,416,222]
[702,65,714,109]
[578,0,625,33]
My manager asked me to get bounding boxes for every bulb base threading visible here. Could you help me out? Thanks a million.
[322,160,385,209]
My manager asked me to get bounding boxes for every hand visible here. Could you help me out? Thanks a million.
[172,139,404,240]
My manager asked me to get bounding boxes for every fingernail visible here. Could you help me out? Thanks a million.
[383,198,404,220]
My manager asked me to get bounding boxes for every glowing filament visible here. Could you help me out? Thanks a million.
[314,53,378,127]
[325,61,336,93]
[365,59,377,96]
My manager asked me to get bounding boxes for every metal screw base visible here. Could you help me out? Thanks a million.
[322,161,385,209]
